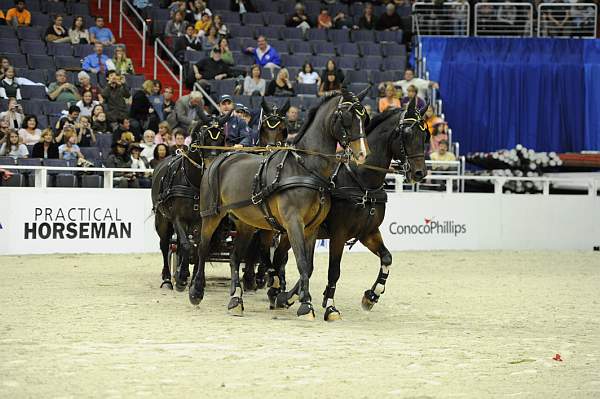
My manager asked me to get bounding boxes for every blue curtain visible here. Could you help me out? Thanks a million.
[422,37,600,153]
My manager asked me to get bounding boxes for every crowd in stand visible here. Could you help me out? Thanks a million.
[0,0,458,187]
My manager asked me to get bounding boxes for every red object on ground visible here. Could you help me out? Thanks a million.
[552,354,563,361]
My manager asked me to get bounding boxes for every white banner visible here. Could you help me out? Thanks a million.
[1,188,598,255]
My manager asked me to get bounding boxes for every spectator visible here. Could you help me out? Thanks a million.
[150,143,170,168]
[219,94,252,147]
[129,143,150,187]
[76,90,100,117]
[377,3,402,31]
[82,43,110,74]
[394,68,438,100]
[194,11,212,35]
[77,71,103,102]
[201,26,219,52]
[297,62,320,86]
[119,131,136,144]
[245,36,281,70]
[102,70,131,127]
[112,117,132,143]
[55,105,81,142]
[333,12,353,30]
[168,91,204,132]
[168,0,187,18]
[76,116,96,147]
[321,59,344,85]
[0,98,25,129]
[187,0,211,23]
[58,128,84,161]
[140,129,156,161]
[0,67,21,100]
[48,69,81,102]
[317,8,333,29]
[0,57,11,81]
[17,115,41,145]
[318,71,342,97]
[378,84,401,112]
[0,115,11,143]
[106,140,138,188]
[0,130,28,158]
[31,128,59,159]
[401,84,426,110]
[286,3,311,32]
[174,25,202,62]
[130,80,159,140]
[429,139,456,168]
[213,14,228,37]
[235,104,257,145]
[429,121,448,152]
[170,130,188,152]
[133,0,152,20]
[91,108,109,134]
[265,68,294,97]
[356,2,378,30]
[148,80,164,120]
[89,16,115,45]
[192,48,231,91]
[231,0,256,13]
[5,0,31,27]
[154,121,175,146]
[243,64,265,96]
[45,14,71,43]
[165,10,189,38]
[162,87,176,122]
[286,106,303,141]
[218,37,234,66]
[111,45,135,75]
[69,15,91,44]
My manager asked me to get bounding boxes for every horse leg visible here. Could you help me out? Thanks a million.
[156,217,174,290]
[270,236,291,309]
[241,231,259,292]
[322,234,346,321]
[255,231,274,289]
[172,220,191,292]
[189,214,223,305]
[228,223,255,316]
[360,229,393,311]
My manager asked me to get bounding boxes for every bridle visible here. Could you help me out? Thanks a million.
[190,120,224,158]
[391,109,428,175]
[260,109,288,146]
[331,96,369,160]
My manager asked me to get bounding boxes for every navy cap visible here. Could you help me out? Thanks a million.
[219,94,232,104]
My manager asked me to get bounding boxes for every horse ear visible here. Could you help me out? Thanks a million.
[356,85,370,101]
[279,100,290,116]
[219,109,234,125]
[261,98,272,114]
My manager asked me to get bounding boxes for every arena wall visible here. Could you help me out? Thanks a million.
[1,188,598,255]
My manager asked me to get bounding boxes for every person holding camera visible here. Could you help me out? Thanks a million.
[76,116,96,147]
[54,105,81,143]
[0,98,25,129]
[102,70,132,129]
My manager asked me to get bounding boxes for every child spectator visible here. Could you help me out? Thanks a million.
[31,128,59,159]
[0,67,21,100]
[77,116,96,147]
[5,0,31,27]
[243,64,265,96]
[58,128,84,161]
[92,110,109,134]
[69,16,91,44]
[18,115,41,145]
[378,84,401,113]
[45,14,71,43]
[150,143,170,168]
[0,130,28,158]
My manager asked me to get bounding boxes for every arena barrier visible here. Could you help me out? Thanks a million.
[1,174,598,255]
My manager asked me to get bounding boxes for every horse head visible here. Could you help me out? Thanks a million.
[259,98,289,146]
[190,110,232,158]
[390,97,428,183]
[331,87,371,164]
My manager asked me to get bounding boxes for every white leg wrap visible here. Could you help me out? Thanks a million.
[325,298,335,308]
[374,283,385,296]
[381,265,390,275]
[289,293,299,303]
[233,286,242,298]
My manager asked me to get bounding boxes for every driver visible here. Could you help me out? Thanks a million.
[218,95,252,148]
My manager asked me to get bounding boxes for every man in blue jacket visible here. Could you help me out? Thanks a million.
[218,95,252,147]
[244,35,281,71]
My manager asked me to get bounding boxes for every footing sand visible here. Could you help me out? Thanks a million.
[1,251,599,398]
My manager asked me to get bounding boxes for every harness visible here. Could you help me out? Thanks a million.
[156,154,202,213]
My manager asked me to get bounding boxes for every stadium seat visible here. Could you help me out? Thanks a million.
[371,70,401,84]
[312,41,336,56]
[210,80,236,95]
[5,54,27,68]
[346,70,369,84]
[16,158,42,183]
[81,175,103,188]
[150,8,170,21]
[228,24,255,39]
[43,1,66,14]
[359,42,382,57]
[231,95,252,108]
[20,85,48,100]
[311,55,331,68]
[44,102,69,116]
[16,26,43,41]
[336,42,359,57]
[358,56,383,71]
[20,99,45,115]
[351,30,376,43]
[73,44,94,58]
[126,75,146,89]
[80,147,100,161]
[263,12,285,26]
[220,12,242,24]
[381,43,407,58]
[306,29,327,42]
[28,54,56,70]
[55,173,77,188]
[376,30,403,43]
[296,83,317,96]
[47,42,74,56]
[278,0,297,14]
[281,54,306,68]
[382,57,407,71]
[30,12,49,27]
[336,55,358,70]
[288,40,312,55]
[184,50,205,63]
[255,26,281,41]
[0,156,16,165]
[0,39,20,53]
[69,2,90,16]
[279,27,304,41]
[263,96,290,109]
[350,2,365,18]
[1,172,24,187]
[54,56,83,70]
[328,29,349,44]
[0,26,17,38]
[243,13,264,26]
[304,1,321,16]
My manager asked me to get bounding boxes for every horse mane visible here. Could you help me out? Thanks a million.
[366,108,403,135]
[289,93,341,145]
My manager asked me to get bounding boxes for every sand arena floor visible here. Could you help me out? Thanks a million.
[0,251,599,398]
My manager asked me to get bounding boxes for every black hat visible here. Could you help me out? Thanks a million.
[219,94,232,104]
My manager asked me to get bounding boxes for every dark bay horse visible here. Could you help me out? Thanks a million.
[271,98,429,320]
[189,89,370,319]
[151,111,232,290]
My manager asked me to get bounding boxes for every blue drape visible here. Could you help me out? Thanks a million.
[422,37,600,153]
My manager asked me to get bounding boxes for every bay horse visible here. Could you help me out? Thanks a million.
[270,98,429,320]
[151,111,232,290]
[189,88,370,319]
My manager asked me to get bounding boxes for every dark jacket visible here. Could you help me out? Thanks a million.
[130,90,152,122]
[196,58,231,80]
[224,115,252,146]
[174,35,201,59]
[265,80,294,97]
[31,142,59,159]
[358,15,378,30]
[376,12,402,30]
[101,83,131,123]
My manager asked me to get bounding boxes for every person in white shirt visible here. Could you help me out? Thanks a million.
[76,90,100,117]
[393,68,439,100]
[297,62,321,86]
[140,129,156,161]
[0,130,28,158]
[129,143,151,187]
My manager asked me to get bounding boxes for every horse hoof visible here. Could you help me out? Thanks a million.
[324,305,341,321]
[175,280,188,292]
[275,292,293,309]
[189,286,203,305]
[361,290,379,311]
[243,278,257,292]
[256,276,267,290]
[267,287,281,309]
[228,297,244,317]
[297,303,315,320]
[160,280,173,290]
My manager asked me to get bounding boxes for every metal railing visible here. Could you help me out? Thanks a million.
[194,82,220,111]
[412,2,470,37]
[97,0,113,23]
[154,38,183,97]
[119,0,146,67]
[538,3,597,38]
[475,2,533,37]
